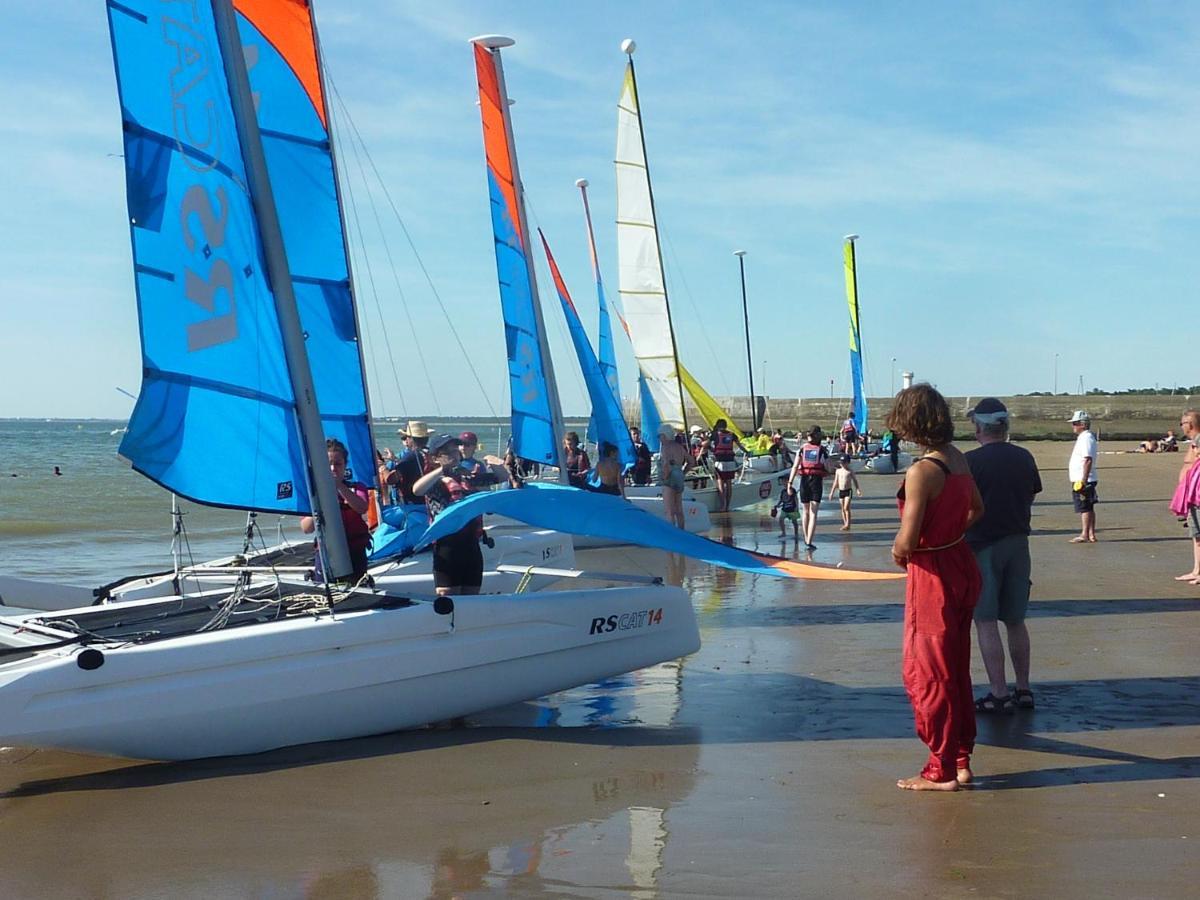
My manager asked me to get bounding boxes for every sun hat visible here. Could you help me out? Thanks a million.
[689,425,703,434]
[969,397,1009,426]
[1068,410,1090,423]
[397,420,430,438]
[427,433,461,455]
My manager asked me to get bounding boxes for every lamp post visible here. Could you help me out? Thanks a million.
[890,357,897,396]
[1054,353,1059,395]
[734,250,756,431]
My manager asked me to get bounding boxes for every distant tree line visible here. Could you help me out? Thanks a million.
[1020,387,1199,397]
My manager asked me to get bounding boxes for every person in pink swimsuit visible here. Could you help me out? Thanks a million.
[888,384,984,791]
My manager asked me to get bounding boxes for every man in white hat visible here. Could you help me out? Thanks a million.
[1068,411,1098,543]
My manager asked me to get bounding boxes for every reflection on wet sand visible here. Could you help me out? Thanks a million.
[0,728,697,898]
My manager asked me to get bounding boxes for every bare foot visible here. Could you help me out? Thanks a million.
[1069,536,1088,544]
[840,525,850,531]
[1175,573,1199,581]
[896,774,958,791]
[1087,536,1098,543]
[1190,578,1200,586]
[956,767,973,785]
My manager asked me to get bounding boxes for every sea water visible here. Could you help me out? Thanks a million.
[0,418,588,585]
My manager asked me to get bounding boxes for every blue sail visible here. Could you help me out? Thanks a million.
[639,369,663,453]
[474,44,557,466]
[234,2,374,486]
[539,231,634,468]
[844,239,868,435]
[416,484,902,582]
[108,0,310,514]
[596,278,621,410]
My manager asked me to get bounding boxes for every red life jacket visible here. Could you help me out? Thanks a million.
[712,430,736,461]
[798,442,827,476]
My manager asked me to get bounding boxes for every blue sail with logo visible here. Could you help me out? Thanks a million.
[108,0,310,514]
[234,1,373,486]
[539,230,634,468]
[474,44,557,466]
[845,239,868,435]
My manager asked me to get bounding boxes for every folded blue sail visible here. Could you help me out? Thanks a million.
[415,484,901,581]
[539,231,634,469]
[235,3,373,485]
[639,369,663,453]
[108,0,309,514]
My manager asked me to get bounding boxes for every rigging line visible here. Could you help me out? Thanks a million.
[328,94,425,415]
[325,77,500,418]
[658,224,735,396]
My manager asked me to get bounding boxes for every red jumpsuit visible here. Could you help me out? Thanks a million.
[897,459,982,782]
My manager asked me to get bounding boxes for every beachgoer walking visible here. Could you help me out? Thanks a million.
[888,385,984,791]
[710,419,746,512]
[965,398,1042,714]
[828,455,863,531]
[789,426,832,550]
[1068,411,1098,543]
[658,423,692,528]
[1171,410,1200,584]
[414,433,521,596]
[300,438,372,581]
[629,426,653,486]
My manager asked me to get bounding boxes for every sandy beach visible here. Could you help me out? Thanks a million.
[0,443,1196,898]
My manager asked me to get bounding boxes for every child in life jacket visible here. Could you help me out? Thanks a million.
[771,481,801,539]
[828,454,864,531]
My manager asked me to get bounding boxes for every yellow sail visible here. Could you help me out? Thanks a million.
[678,362,744,440]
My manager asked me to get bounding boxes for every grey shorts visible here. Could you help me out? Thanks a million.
[1189,508,1200,540]
[972,534,1032,625]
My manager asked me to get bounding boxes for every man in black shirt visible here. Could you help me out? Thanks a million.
[966,398,1042,714]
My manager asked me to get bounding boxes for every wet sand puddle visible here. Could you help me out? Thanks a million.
[1,446,1198,897]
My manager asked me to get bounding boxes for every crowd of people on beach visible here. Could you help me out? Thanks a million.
[291,388,1200,795]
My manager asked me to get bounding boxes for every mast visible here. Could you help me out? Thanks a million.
[622,39,689,435]
[734,249,756,431]
[211,0,353,578]
[471,35,569,482]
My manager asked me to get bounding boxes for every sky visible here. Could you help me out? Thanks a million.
[2,0,1198,420]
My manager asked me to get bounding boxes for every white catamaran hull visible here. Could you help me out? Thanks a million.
[0,584,699,760]
[628,464,789,513]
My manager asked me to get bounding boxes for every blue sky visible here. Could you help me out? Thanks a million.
[3,1,1198,419]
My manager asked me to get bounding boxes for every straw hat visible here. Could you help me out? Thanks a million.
[397,420,430,438]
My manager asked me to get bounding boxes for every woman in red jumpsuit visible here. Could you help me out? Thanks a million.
[888,385,984,791]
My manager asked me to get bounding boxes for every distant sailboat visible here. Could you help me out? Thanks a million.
[615,39,785,509]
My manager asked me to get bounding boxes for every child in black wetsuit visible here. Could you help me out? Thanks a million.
[771,481,800,540]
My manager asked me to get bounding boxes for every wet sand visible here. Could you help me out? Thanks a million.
[1,444,1196,898]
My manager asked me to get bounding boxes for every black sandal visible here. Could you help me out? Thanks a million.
[974,692,1014,714]
[1013,689,1035,710]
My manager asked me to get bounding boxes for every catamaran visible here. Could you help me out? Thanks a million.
[0,7,698,760]
[613,40,789,511]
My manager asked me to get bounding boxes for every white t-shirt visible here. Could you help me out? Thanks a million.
[1068,430,1098,483]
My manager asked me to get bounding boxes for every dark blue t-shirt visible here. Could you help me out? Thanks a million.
[965,441,1042,547]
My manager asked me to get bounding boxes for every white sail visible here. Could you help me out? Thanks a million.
[616,60,686,428]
